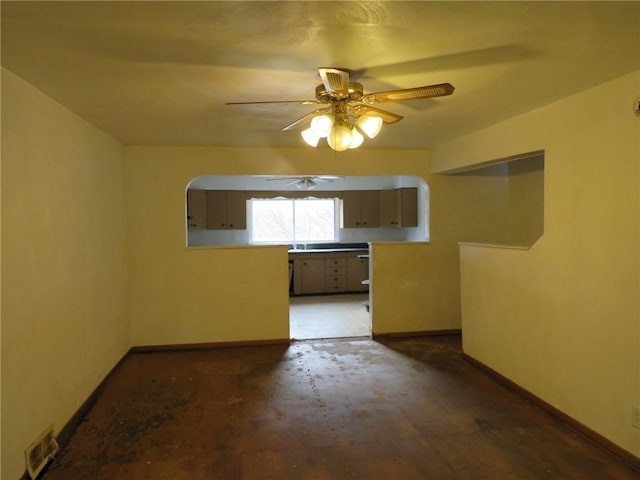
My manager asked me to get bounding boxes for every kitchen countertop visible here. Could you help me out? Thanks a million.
[288,248,368,254]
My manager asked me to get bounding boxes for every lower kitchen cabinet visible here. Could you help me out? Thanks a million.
[291,250,368,295]
[347,256,369,292]
[297,258,325,294]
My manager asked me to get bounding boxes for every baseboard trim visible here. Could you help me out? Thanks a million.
[373,329,462,339]
[462,353,640,473]
[130,337,291,353]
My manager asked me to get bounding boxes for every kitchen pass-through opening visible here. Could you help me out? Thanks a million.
[289,293,371,340]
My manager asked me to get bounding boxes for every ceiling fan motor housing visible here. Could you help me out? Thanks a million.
[315,83,364,103]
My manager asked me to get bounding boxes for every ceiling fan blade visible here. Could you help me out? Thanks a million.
[281,108,331,131]
[316,175,344,180]
[226,99,321,106]
[362,83,455,103]
[318,67,350,94]
[353,105,404,124]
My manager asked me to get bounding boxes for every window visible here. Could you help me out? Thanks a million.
[250,198,337,244]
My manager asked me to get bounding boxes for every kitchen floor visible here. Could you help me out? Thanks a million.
[42,335,638,479]
[289,293,370,340]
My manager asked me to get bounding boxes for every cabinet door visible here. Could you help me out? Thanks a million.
[205,191,247,229]
[205,190,228,229]
[379,189,400,227]
[187,190,207,230]
[360,190,380,227]
[299,259,325,294]
[347,256,369,291]
[225,191,247,229]
[341,191,362,228]
[400,188,418,227]
[342,190,380,228]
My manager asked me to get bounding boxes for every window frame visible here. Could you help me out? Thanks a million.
[248,197,340,245]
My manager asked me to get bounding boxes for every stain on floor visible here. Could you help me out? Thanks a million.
[43,336,638,479]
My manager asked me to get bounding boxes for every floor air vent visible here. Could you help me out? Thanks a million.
[25,425,59,479]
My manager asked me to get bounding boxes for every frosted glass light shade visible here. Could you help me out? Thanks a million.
[301,128,320,147]
[349,128,364,149]
[357,115,383,138]
[310,114,334,138]
[327,123,352,151]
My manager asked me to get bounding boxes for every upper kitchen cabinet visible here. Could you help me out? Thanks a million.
[342,190,380,228]
[187,189,207,230]
[206,190,247,230]
[379,188,418,227]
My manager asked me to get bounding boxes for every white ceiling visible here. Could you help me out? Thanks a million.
[2,1,639,150]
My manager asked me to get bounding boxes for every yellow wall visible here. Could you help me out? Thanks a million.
[506,156,544,246]
[125,147,419,344]
[124,147,515,344]
[1,69,129,479]
[434,71,640,456]
[370,169,514,333]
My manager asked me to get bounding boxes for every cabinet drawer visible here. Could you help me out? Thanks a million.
[325,258,347,268]
[325,274,347,289]
[325,266,347,276]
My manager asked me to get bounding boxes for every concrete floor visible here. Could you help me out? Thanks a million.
[289,293,370,340]
[43,336,638,479]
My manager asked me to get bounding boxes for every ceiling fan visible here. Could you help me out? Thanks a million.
[265,175,343,189]
[226,67,455,151]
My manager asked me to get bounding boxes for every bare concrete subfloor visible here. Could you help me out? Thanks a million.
[43,336,638,479]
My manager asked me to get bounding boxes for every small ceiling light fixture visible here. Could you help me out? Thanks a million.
[357,114,383,139]
[295,177,317,190]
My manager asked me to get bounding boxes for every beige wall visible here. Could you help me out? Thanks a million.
[1,69,129,479]
[434,71,640,456]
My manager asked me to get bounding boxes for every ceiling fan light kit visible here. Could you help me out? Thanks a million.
[301,109,383,151]
[265,175,343,190]
[227,67,454,151]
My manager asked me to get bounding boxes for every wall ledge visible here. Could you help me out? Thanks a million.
[458,241,531,250]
